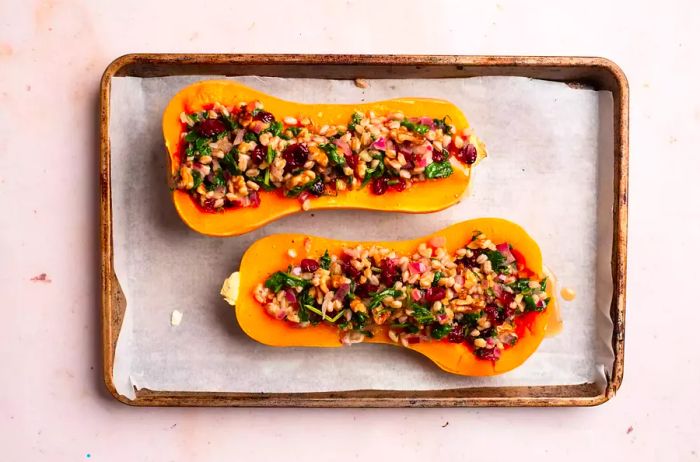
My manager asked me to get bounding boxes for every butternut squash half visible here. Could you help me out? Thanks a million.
[163,80,486,237]
[224,218,555,376]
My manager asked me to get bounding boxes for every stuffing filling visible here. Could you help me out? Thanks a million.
[175,101,484,211]
[254,230,549,361]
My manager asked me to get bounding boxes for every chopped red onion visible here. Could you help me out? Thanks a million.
[233,129,245,145]
[496,243,516,264]
[372,137,386,150]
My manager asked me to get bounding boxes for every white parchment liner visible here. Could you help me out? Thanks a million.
[109,76,614,399]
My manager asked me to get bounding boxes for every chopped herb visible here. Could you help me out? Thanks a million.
[250,108,261,116]
[185,134,212,159]
[264,120,283,137]
[319,250,331,270]
[319,143,345,166]
[303,304,345,323]
[191,170,202,190]
[221,151,240,174]
[287,126,301,137]
[264,271,310,293]
[222,115,240,131]
[352,311,369,329]
[462,311,482,328]
[432,116,452,132]
[400,120,429,134]
[405,324,420,334]
[212,169,226,187]
[484,250,507,271]
[523,295,542,312]
[361,153,385,187]
[348,112,363,131]
[254,170,275,191]
[425,161,453,179]
[243,132,258,143]
[367,288,403,311]
[360,330,375,338]
[430,324,452,340]
[298,290,314,323]
[266,145,275,164]
[411,305,434,325]
[432,271,442,287]
[184,131,199,143]
[540,278,548,292]
[509,279,532,294]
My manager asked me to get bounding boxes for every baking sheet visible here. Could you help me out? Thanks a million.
[110,75,614,399]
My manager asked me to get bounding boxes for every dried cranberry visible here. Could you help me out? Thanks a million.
[355,283,376,298]
[282,143,309,173]
[300,259,319,272]
[370,177,388,195]
[447,325,465,343]
[425,286,446,303]
[248,190,261,208]
[455,143,478,165]
[195,119,226,137]
[308,180,324,197]
[485,305,505,324]
[475,346,501,361]
[201,198,217,212]
[339,259,360,278]
[345,153,358,169]
[499,290,514,307]
[250,145,266,164]
[253,110,275,123]
[432,148,447,163]
[379,258,399,286]
[459,248,485,268]
[390,178,408,192]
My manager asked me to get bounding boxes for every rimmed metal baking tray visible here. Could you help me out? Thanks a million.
[100,54,628,407]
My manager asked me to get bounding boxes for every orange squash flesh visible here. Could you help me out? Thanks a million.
[163,80,486,237]
[235,218,554,376]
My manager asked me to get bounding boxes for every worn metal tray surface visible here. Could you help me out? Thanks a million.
[100,54,628,407]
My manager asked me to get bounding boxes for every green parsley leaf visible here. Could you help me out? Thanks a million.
[243,132,258,143]
[432,116,452,133]
[424,161,453,179]
[348,112,363,131]
[191,170,202,190]
[484,250,507,271]
[319,250,331,270]
[430,324,452,340]
[319,143,345,166]
[367,288,403,311]
[265,120,283,137]
[432,271,442,287]
[400,120,429,135]
[411,305,434,325]
[264,271,310,293]
[462,311,482,328]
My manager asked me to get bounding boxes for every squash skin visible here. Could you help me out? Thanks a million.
[235,218,554,376]
[163,80,485,237]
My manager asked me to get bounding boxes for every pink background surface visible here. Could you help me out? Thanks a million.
[2,0,699,460]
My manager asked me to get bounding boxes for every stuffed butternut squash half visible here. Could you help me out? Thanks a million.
[163,80,487,236]
[221,218,556,376]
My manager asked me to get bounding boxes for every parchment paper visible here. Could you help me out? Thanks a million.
[110,75,614,399]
